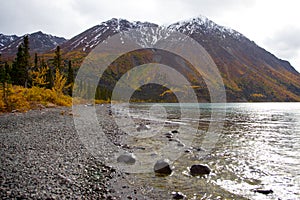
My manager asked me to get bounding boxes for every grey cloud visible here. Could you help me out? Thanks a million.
[180,0,255,15]
[0,0,257,38]
[264,27,300,59]
[0,0,84,38]
[69,0,256,25]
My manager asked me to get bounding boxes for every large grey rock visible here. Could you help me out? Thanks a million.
[190,164,211,176]
[154,159,172,175]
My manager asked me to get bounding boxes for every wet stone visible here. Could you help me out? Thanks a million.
[253,189,274,195]
[154,159,172,175]
[172,191,186,199]
[190,164,211,176]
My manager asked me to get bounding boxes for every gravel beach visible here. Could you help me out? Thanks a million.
[0,106,168,199]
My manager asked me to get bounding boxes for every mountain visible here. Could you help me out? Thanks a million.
[62,17,300,102]
[1,17,300,102]
[167,16,300,101]
[0,31,66,57]
[0,34,19,49]
[60,18,158,53]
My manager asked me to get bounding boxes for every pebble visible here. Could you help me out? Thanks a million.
[0,107,121,199]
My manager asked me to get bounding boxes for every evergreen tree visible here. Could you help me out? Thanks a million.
[11,36,30,87]
[44,59,53,89]
[0,62,11,110]
[95,86,101,100]
[34,53,38,70]
[23,35,30,87]
[66,60,74,96]
[53,46,62,71]
[0,64,7,84]
[11,45,26,86]
[4,61,11,77]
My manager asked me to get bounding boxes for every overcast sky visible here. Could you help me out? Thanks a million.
[1,0,300,72]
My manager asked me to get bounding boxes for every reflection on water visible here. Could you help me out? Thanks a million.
[116,103,300,199]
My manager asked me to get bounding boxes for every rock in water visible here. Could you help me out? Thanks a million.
[172,191,186,199]
[190,164,211,176]
[253,189,274,195]
[136,124,150,131]
[117,153,136,165]
[154,159,172,175]
[165,132,173,138]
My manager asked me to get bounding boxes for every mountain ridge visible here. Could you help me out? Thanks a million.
[1,17,299,102]
[0,31,66,57]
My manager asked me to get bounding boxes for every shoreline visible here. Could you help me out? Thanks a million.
[0,106,169,199]
[2,104,296,199]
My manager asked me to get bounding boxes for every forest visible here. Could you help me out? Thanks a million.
[0,36,74,112]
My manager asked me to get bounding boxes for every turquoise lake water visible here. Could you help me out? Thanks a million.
[114,103,300,199]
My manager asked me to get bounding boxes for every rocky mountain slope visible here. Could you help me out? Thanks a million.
[63,17,300,101]
[0,34,19,49]
[168,17,300,101]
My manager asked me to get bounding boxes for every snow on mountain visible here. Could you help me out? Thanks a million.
[61,17,300,102]
[0,34,19,49]
[0,16,299,101]
[168,15,243,39]
[61,18,159,52]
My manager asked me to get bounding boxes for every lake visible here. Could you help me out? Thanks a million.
[111,103,300,199]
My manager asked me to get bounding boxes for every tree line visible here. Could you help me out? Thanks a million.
[0,35,74,110]
[0,35,74,94]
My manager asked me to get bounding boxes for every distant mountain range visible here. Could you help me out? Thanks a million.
[1,16,300,102]
[0,31,66,57]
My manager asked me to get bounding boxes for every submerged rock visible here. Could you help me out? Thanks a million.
[136,124,151,131]
[154,159,172,175]
[184,149,192,153]
[193,147,205,151]
[172,191,186,199]
[117,153,136,165]
[190,164,211,176]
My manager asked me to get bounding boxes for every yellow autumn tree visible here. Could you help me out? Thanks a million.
[52,69,71,96]
[31,66,49,87]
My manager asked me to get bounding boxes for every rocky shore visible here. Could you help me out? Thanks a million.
[1,105,264,200]
[0,106,169,199]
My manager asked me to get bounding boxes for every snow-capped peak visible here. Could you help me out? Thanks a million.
[100,18,158,32]
[168,15,243,39]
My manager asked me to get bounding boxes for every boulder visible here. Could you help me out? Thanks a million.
[190,164,211,176]
[154,159,172,175]
[117,153,136,165]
